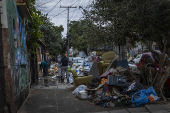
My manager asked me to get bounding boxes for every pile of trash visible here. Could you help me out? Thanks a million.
[72,65,160,108]
[48,63,58,76]
[71,61,91,75]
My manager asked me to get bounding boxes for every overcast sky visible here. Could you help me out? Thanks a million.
[35,0,92,37]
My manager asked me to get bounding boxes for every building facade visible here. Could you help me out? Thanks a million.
[0,0,31,112]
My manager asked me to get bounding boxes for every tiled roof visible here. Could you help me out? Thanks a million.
[17,0,27,3]
[38,39,46,47]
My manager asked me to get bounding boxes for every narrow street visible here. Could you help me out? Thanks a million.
[17,75,170,113]
[17,76,113,113]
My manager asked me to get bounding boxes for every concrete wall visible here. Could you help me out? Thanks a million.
[2,0,29,112]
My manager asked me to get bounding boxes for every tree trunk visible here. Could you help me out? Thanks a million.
[154,67,170,101]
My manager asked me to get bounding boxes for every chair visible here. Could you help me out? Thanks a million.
[71,69,93,88]
[97,51,116,75]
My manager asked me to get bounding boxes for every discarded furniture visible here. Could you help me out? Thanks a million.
[97,51,116,75]
[86,83,105,95]
[71,69,93,88]
[107,75,127,86]
[89,61,100,78]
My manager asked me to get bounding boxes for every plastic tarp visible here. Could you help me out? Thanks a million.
[131,87,158,106]
[72,85,87,97]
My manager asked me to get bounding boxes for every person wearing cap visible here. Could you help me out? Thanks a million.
[61,53,68,83]
[38,61,48,77]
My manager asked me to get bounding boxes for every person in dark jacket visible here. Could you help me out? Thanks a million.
[38,61,48,77]
[61,53,68,83]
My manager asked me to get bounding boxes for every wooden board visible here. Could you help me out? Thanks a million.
[86,83,105,91]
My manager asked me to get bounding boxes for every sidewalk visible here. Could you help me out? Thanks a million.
[17,76,170,113]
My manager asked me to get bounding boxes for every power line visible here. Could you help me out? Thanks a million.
[49,9,77,16]
[70,0,82,20]
[70,0,91,21]
[52,9,67,18]
[47,0,62,15]
[71,0,90,18]
[35,0,55,7]
[70,0,81,6]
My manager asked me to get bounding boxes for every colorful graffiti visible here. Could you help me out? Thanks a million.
[6,0,29,96]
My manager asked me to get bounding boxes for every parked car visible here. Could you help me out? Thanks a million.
[94,56,101,62]
[84,56,92,62]
[73,58,85,66]
[133,54,143,64]
[136,51,170,97]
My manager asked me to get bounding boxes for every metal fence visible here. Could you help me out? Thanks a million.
[0,4,6,113]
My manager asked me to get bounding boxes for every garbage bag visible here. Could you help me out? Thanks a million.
[68,73,73,84]
[122,81,145,96]
[139,86,157,96]
[148,94,160,101]
[131,91,148,106]
[121,98,136,108]
[72,85,87,97]
[131,87,158,106]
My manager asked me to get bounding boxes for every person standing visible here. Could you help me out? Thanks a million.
[61,53,68,83]
[57,55,62,82]
[38,61,48,77]
[47,58,51,69]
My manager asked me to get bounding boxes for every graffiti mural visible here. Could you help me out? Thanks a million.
[6,0,29,97]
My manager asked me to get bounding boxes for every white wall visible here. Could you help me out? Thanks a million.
[133,42,147,55]
[0,0,8,28]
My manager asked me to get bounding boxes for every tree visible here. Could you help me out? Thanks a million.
[84,0,170,101]
[69,20,89,55]
[69,19,115,54]
[40,14,64,56]
[26,0,43,54]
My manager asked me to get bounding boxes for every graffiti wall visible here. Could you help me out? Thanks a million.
[6,0,29,97]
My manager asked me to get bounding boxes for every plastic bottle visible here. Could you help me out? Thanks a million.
[127,81,136,91]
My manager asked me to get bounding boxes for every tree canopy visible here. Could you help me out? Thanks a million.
[84,0,170,50]
[40,14,64,56]
[26,0,43,54]
[26,0,64,56]
[69,19,115,53]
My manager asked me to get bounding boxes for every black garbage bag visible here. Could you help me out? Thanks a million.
[121,81,145,96]
[95,93,112,105]
[121,98,137,108]
[91,77,101,83]
[87,82,99,89]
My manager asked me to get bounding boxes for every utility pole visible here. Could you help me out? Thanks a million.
[60,6,76,60]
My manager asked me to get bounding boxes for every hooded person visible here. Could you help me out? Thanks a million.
[61,53,68,83]
[38,61,48,77]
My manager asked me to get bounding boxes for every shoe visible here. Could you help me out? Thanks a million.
[61,79,64,83]
[58,77,61,82]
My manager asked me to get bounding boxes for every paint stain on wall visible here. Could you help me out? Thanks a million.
[6,0,29,96]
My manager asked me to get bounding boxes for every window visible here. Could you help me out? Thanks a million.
[141,55,145,63]
[77,60,84,63]
[145,55,153,64]
[155,46,159,50]
[152,54,159,64]
[136,55,141,58]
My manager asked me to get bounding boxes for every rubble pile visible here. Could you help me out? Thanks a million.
[72,65,160,108]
